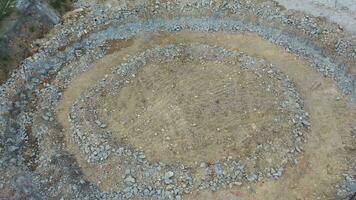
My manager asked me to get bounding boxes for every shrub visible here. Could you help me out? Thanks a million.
[48,0,75,14]
[29,25,36,33]
[0,0,16,21]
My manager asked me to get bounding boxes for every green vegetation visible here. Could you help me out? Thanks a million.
[29,25,36,33]
[0,54,10,62]
[48,0,75,14]
[0,0,16,22]
[0,36,11,65]
[0,48,11,63]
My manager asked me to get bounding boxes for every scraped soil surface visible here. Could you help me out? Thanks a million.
[1,1,356,200]
[56,31,355,199]
[96,59,294,165]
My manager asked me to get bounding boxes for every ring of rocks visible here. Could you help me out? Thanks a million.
[68,43,309,193]
[0,1,355,199]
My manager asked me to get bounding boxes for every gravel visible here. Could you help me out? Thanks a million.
[0,0,355,199]
[64,43,309,199]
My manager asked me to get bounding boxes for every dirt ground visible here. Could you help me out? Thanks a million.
[1,0,356,199]
[56,31,355,199]
[97,58,294,165]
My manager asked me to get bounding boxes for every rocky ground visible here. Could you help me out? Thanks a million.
[0,0,69,84]
[276,0,356,34]
[0,0,355,199]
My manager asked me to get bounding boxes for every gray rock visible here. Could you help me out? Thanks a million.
[42,115,49,121]
[214,161,223,176]
[164,171,174,184]
[9,145,19,152]
[124,176,136,184]
[247,174,258,182]
[302,120,311,127]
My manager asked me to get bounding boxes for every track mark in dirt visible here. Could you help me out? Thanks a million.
[56,31,354,198]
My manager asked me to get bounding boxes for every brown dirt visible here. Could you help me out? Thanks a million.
[95,57,294,166]
[56,31,355,199]
[0,68,6,82]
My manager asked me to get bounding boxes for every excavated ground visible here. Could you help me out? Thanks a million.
[0,0,355,200]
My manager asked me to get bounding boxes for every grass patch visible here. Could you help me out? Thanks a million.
[0,49,11,64]
[0,37,12,64]
[0,54,10,62]
[0,0,16,22]
[48,0,75,14]
[29,25,36,33]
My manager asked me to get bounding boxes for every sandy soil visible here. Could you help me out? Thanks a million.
[56,30,355,199]
[95,58,295,166]
[1,0,355,199]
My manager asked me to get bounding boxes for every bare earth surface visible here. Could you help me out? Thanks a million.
[57,31,355,199]
[1,0,356,199]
